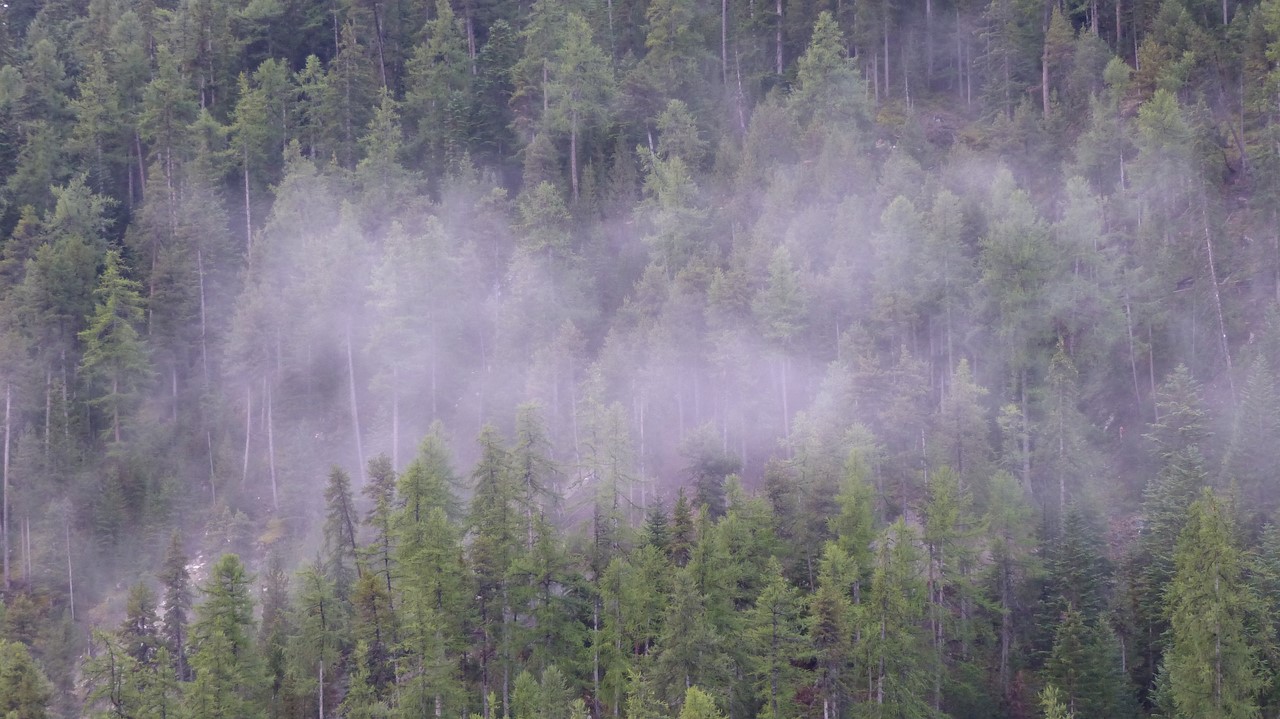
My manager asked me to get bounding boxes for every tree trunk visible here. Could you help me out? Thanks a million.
[926,0,934,83]
[66,519,74,622]
[1203,206,1235,403]
[197,248,209,387]
[242,385,252,485]
[113,376,121,444]
[722,0,729,84]
[776,0,784,75]
[267,379,279,510]
[780,355,790,440]
[243,148,253,259]
[570,113,580,201]
[884,18,890,96]
[392,375,400,471]
[346,325,366,480]
[3,383,9,591]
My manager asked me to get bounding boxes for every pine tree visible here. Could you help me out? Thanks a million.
[77,249,149,444]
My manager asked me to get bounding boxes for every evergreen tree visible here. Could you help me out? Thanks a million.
[322,466,360,598]
[77,249,149,444]
[1161,490,1262,719]
[186,554,266,719]
[158,531,192,681]
[0,638,51,718]
[1043,608,1133,719]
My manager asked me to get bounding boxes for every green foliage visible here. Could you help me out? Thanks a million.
[1162,490,1263,719]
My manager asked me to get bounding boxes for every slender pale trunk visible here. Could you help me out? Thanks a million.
[1041,34,1050,115]
[44,371,50,456]
[392,376,400,470]
[1020,371,1031,487]
[1202,206,1234,403]
[242,385,252,485]
[3,383,9,590]
[243,148,253,259]
[926,0,933,82]
[135,131,146,203]
[722,0,729,84]
[197,249,209,387]
[372,5,388,88]
[570,113,580,201]
[776,0,784,74]
[346,326,365,480]
[267,380,278,510]
[113,377,121,444]
[319,660,325,719]
[1116,0,1122,55]
[66,519,74,621]
[884,19,890,95]
[780,355,790,440]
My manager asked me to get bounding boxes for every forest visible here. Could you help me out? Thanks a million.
[0,0,1278,715]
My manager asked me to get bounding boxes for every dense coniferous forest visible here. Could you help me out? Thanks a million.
[0,0,1279,715]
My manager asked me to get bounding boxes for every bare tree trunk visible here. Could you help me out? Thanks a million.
[243,149,253,260]
[1041,36,1050,115]
[242,385,252,485]
[926,0,934,82]
[347,326,366,480]
[66,518,74,622]
[1116,0,1122,54]
[113,377,121,444]
[267,379,279,510]
[776,0,784,75]
[135,131,146,203]
[372,4,388,89]
[780,355,790,440]
[570,114,580,201]
[884,19,891,96]
[3,383,9,590]
[392,376,400,471]
[1203,205,1235,403]
[197,249,209,387]
[722,0,729,84]
[319,659,326,719]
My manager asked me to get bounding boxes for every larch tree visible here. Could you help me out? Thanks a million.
[77,249,149,445]
[1162,490,1262,719]
[545,12,616,201]
[186,554,266,719]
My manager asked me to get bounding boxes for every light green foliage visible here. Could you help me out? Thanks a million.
[1163,490,1262,719]
[187,554,265,719]
[0,639,51,718]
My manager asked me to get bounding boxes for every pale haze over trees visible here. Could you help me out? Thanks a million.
[0,0,1278,716]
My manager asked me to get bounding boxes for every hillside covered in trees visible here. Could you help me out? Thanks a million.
[0,0,1279,715]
